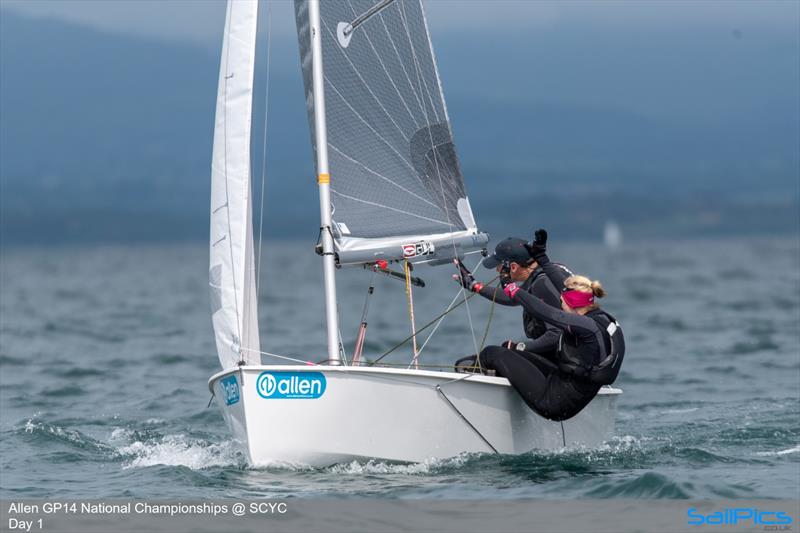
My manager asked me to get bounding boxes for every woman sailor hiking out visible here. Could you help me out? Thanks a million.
[455,229,625,422]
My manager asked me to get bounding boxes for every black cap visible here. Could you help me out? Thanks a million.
[482,238,533,269]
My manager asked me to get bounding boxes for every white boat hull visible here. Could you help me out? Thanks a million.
[209,365,621,467]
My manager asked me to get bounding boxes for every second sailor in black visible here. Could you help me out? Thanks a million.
[455,230,625,422]
[453,237,572,373]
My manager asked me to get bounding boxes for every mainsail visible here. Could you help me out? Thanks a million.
[209,0,260,369]
[294,0,488,266]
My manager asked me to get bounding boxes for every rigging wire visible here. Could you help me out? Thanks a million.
[395,0,482,363]
[413,288,463,362]
[370,273,500,367]
[436,384,498,453]
[412,256,485,363]
[475,285,498,370]
[240,346,319,366]
[255,0,272,295]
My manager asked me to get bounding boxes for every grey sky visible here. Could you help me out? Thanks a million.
[4,0,797,48]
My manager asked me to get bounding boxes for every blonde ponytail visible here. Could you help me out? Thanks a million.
[564,275,607,299]
[590,280,606,298]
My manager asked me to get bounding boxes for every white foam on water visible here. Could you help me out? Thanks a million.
[109,427,131,442]
[546,434,650,456]
[251,459,317,471]
[523,434,660,465]
[24,418,91,446]
[324,454,472,476]
[661,407,699,414]
[604,434,647,449]
[21,417,116,456]
[246,453,474,474]
[111,430,241,470]
[755,445,800,457]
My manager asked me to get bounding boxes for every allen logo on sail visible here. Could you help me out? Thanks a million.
[402,241,435,258]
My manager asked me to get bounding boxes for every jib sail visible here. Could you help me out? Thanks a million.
[209,0,261,369]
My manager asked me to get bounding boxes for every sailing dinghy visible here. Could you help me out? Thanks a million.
[207,0,621,467]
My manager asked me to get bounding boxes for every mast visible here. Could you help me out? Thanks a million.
[308,0,341,365]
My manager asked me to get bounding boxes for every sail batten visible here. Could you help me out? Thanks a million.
[295,0,487,264]
[210,0,260,370]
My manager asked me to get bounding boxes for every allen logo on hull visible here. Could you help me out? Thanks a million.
[256,372,327,399]
[220,375,240,405]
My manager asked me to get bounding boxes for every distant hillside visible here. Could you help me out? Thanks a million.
[0,10,218,207]
[1,9,797,244]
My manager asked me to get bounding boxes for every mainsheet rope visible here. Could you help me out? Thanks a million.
[404,260,420,369]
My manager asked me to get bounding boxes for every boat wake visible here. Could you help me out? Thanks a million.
[14,416,244,471]
[110,428,243,470]
[754,445,800,457]
[247,436,653,475]
[22,418,114,457]
[324,454,472,476]
[8,415,793,499]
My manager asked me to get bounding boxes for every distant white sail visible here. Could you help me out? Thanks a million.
[603,221,623,249]
[209,0,260,369]
[294,0,488,265]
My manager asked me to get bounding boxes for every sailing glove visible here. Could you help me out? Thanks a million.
[503,282,520,298]
[503,340,524,351]
[500,271,521,298]
[452,259,483,292]
[525,228,549,262]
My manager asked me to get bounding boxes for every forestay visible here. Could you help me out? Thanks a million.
[209,0,261,369]
[294,0,489,266]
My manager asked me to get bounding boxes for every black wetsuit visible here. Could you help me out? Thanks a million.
[476,267,562,355]
[479,255,617,421]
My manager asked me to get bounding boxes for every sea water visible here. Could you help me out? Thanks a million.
[1,237,798,499]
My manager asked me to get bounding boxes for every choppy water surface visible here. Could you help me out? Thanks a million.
[1,238,798,499]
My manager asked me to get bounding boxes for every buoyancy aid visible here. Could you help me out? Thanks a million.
[556,310,625,385]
